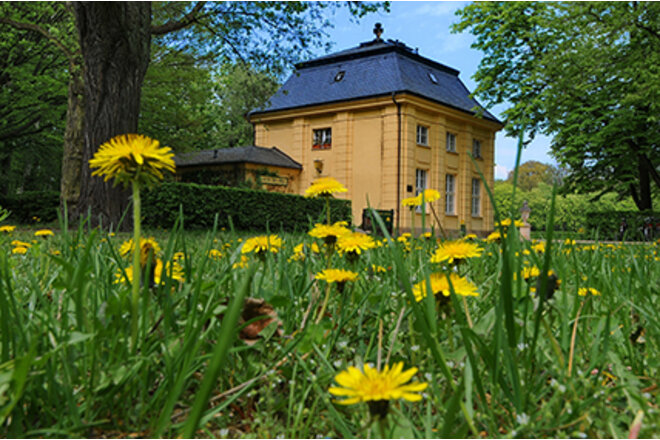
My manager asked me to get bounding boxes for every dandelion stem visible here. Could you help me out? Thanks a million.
[315,283,332,324]
[567,299,586,377]
[130,180,142,353]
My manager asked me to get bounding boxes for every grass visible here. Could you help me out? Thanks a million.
[0,205,658,438]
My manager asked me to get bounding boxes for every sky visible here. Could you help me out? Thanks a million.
[310,1,556,180]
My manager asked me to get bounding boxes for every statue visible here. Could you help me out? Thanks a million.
[521,200,531,224]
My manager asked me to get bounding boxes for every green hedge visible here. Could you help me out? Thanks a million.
[142,182,352,232]
[0,191,60,224]
[585,210,659,241]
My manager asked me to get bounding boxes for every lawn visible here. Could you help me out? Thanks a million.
[0,210,658,438]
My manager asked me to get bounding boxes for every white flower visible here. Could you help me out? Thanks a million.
[516,413,530,425]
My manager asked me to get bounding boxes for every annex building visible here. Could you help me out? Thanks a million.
[250,26,503,234]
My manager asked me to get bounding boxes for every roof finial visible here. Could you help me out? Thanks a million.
[373,23,383,41]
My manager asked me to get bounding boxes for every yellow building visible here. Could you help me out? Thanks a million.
[175,145,302,194]
[250,31,503,235]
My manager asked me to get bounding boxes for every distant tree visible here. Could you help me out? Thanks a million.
[139,44,222,152]
[213,63,280,148]
[454,2,660,211]
[140,56,280,152]
[506,160,563,192]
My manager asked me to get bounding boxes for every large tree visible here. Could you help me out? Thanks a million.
[454,2,660,211]
[4,1,386,228]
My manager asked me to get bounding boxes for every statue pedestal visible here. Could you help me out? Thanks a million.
[520,224,531,240]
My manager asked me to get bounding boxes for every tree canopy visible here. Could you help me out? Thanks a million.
[454,2,660,211]
[505,160,564,192]
[1,1,388,227]
[0,3,71,194]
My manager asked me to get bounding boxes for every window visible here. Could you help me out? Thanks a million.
[445,174,456,215]
[428,72,438,84]
[312,128,332,150]
[472,139,482,158]
[415,169,428,213]
[446,132,456,153]
[416,125,429,146]
[471,178,481,217]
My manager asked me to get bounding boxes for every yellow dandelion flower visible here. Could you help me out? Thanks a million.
[308,221,351,244]
[419,189,441,203]
[115,259,184,285]
[89,134,175,187]
[518,266,540,280]
[430,240,483,264]
[34,229,54,238]
[241,235,283,255]
[367,264,388,274]
[578,287,601,296]
[315,268,359,284]
[208,249,223,260]
[337,232,376,255]
[12,246,28,255]
[412,273,479,302]
[173,251,185,261]
[486,231,501,243]
[304,177,347,197]
[464,233,477,240]
[120,237,161,267]
[232,255,249,269]
[0,225,16,233]
[402,195,421,207]
[329,362,428,418]
[11,240,31,248]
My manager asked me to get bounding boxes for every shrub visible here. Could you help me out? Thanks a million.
[142,182,352,232]
[0,191,59,223]
[585,210,660,241]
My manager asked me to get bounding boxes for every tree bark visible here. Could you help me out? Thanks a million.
[634,152,653,211]
[60,68,84,219]
[73,2,152,229]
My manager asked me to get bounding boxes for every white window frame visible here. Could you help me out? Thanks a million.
[312,128,332,149]
[471,178,481,217]
[446,132,456,153]
[472,139,482,159]
[415,169,428,213]
[445,174,456,215]
[416,125,429,146]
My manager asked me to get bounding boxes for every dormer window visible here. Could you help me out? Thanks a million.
[428,72,438,84]
[313,128,332,150]
[334,71,345,82]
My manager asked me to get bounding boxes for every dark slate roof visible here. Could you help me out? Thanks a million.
[251,39,501,124]
[175,145,302,170]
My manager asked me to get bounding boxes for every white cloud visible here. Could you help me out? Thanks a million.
[494,164,510,180]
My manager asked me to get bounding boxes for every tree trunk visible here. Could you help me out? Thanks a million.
[73,2,152,230]
[634,153,653,211]
[59,68,84,220]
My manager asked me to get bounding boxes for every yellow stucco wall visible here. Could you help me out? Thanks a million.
[252,93,501,235]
